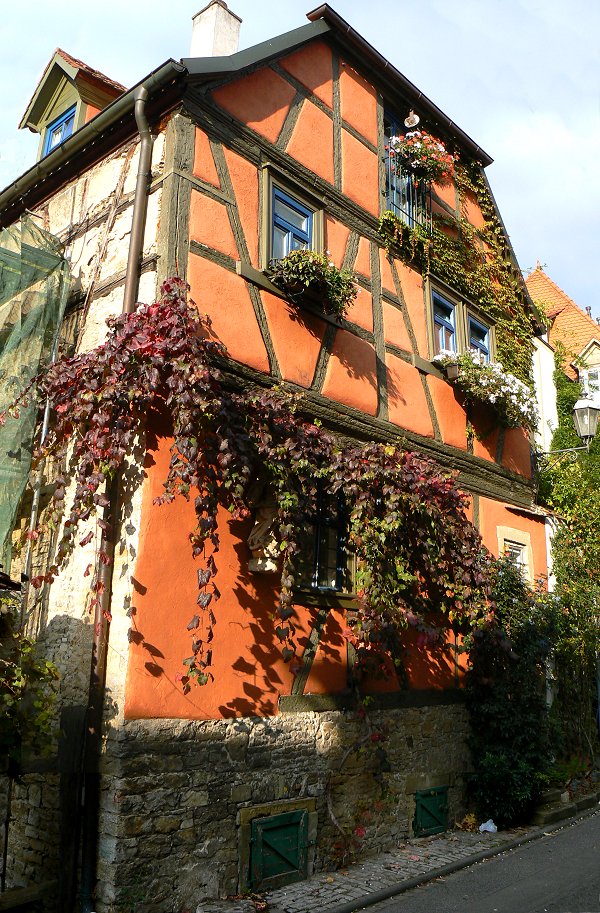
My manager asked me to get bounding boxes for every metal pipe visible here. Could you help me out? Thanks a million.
[122,87,153,314]
[80,85,153,913]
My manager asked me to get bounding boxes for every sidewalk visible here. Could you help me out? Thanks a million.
[201,798,600,913]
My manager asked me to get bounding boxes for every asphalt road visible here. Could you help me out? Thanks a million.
[365,810,600,913]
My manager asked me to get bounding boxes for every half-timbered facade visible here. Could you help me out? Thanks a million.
[0,5,546,909]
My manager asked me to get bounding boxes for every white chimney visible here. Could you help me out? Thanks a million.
[190,1,242,57]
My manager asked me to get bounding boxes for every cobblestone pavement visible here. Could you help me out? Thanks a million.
[265,827,525,913]
[200,803,600,913]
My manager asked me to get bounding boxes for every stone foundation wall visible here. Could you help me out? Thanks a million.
[2,773,60,892]
[94,702,471,913]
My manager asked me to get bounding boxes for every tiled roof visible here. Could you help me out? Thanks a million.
[525,264,600,364]
[524,263,579,319]
[55,48,126,94]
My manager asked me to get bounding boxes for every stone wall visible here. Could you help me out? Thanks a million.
[94,702,471,913]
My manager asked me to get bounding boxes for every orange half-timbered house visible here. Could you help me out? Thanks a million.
[0,4,546,909]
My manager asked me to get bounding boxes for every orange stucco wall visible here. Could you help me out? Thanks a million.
[478,497,547,579]
[125,424,349,720]
[187,254,270,373]
[193,128,220,187]
[213,67,295,144]
[124,422,477,719]
[287,100,335,186]
[279,41,333,109]
[84,104,101,124]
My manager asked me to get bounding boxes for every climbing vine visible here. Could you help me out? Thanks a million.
[378,162,537,384]
[0,591,58,768]
[2,279,495,688]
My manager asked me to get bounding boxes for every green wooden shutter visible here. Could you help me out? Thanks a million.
[413,786,448,837]
[250,809,309,890]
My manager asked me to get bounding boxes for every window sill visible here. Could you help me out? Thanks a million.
[236,261,345,330]
[293,589,357,610]
[411,352,445,380]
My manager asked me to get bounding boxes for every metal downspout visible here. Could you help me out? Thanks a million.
[123,87,152,314]
[80,85,154,913]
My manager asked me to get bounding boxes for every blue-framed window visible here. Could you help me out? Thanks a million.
[43,105,77,156]
[432,292,456,355]
[468,315,490,361]
[296,489,353,592]
[271,187,313,260]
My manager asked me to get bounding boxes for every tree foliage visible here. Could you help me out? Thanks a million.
[537,343,600,758]
[2,278,495,689]
[465,559,555,827]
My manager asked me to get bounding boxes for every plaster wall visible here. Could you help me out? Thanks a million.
[533,337,559,453]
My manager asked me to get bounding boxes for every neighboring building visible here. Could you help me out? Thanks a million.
[526,263,600,400]
[532,335,559,454]
[1,4,547,910]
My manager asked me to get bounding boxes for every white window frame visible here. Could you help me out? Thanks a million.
[496,526,534,583]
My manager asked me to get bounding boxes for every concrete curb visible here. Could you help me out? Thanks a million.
[319,802,600,913]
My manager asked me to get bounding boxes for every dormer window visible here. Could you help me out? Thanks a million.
[582,367,600,402]
[42,105,76,156]
[19,49,125,163]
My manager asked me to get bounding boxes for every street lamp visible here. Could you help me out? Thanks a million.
[536,395,600,471]
[572,396,600,446]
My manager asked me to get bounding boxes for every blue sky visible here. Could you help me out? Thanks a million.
[2,0,598,318]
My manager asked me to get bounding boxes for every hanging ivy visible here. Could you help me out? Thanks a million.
[378,162,537,385]
[2,279,494,688]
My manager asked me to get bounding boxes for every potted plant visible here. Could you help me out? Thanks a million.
[433,350,539,432]
[388,129,457,185]
[268,249,358,320]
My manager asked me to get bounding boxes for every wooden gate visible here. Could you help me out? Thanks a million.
[413,786,448,837]
[250,809,309,890]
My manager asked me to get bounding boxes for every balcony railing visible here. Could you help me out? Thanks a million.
[384,151,432,232]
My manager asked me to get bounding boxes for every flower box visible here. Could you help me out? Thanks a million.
[388,130,457,185]
[432,350,539,432]
[268,250,358,320]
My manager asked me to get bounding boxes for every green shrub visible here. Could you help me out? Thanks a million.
[465,559,555,827]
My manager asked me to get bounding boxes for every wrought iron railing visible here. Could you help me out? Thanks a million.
[384,150,432,232]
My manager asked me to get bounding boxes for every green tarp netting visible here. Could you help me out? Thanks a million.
[0,216,69,570]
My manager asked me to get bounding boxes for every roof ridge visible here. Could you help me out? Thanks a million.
[55,47,126,93]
